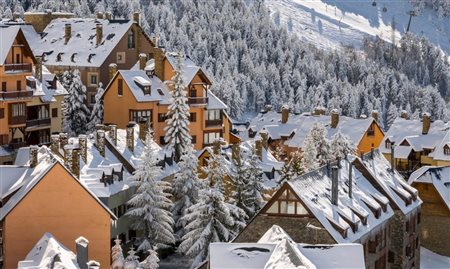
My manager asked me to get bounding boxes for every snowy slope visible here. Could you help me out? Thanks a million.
[267,0,450,54]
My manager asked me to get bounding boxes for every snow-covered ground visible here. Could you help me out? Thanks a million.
[421,247,450,269]
[267,0,450,54]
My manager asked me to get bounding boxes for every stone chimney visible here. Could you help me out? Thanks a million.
[104,11,112,21]
[64,23,71,44]
[259,129,269,150]
[96,130,106,157]
[139,53,148,70]
[50,134,60,154]
[138,118,148,141]
[264,104,272,113]
[35,55,43,81]
[313,107,326,116]
[108,124,117,145]
[72,147,80,178]
[126,122,136,153]
[75,236,89,269]
[133,11,140,25]
[231,143,241,164]
[331,166,339,206]
[78,135,87,163]
[96,12,103,19]
[400,110,409,119]
[422,112,431,135]
[96,23,102,46]
[109,63,117,81]
[255,140,263,160]
[281,105,289,124]
[212,139,222,155]
[331,109,339,128]
[29,145,39,168]
[154,47,165,81]
[348,162,353,199]
[371,110,379,122]
[64,145,74,171]
[59,133,68,151]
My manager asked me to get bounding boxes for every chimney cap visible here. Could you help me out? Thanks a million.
[109,63,117,68]
[127,121,136,128]
[78,134,87,139]
[51,134,60,139]
[422,112,431,117]
[331,108,339,114]
[75,236,89,246]
[281,104,290,110]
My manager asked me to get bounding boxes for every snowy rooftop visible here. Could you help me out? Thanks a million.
[356,150,422,214]
[29,65,68,102]
[18,233,79,269]
[429,130,450,161]
[29,18,134,67]
[408,166,450,211]
[0,24,20,64]
[288,158,393,243]
[166,52,208,85]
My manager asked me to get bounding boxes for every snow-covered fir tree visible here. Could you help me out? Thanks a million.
[111,238,125,269]
[123,248,139,269]
[63,69,90,136]
[139,248,160,269]
[229,148,251,219]
[308,123,331,165]
[172,143,201,240]
[126,126,175,251]
[300,133,319,173]
[164,53,191,161]
[242,145,264,218]
[330,130,356,160]
[87,82,105,132]
[201,145,228,194]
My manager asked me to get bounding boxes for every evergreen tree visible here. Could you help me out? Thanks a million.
[140,248,160,269]
[123,248,139,269]
[64,69,90,136]
[87,82,105,132]
[111,238,125,269]
[242,145,264,218]
[307,123,331,165]
[202,147,227,193]
[229,147,251,219]
[126,126,175,251]
[330,130,355,160]
[164,53,191,162]
[300,133,319,173]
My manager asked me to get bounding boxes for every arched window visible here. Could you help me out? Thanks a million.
[127,31,135,49]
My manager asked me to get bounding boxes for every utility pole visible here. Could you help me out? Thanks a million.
[406,11,417,32]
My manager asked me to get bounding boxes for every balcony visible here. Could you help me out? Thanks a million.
[3,63,32,73]
[205,119,223,127]
[9,116,26,125]
[9,141,26,149]
[26,118,51,128]
[188,97,208,105]
[0,90,33,100]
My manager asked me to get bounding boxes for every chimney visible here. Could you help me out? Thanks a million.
[96,12,103,19]
[78,135,87,163]
[96,130,105,157]
[255,140,263,160]
[96,23,103,46]
[331,166,339,206]
[64,23,71,44]
[29,145,39,168]
[138,118,148,141]
[331,109,339,128]
[87,261,100,269]
[126,122,136,153]
[139,53,148,70]
[133,11,140,25]
[72,147,80,178]
[231,143,241,164]
[313,107,326,116]
[390,143,395,171]
[371,110,379,122]
[104,12,112,21]
[50,134,60,154]
[281,105,289,124]
[109,63,117,81]
[259,129,269,150]
[348,162,353,198]
[13,12,20,21]
[212,139,222,155]
[75,236,89,269]
[370,147,374,159]
[35,55,43,81]
[154,47,165,80]
[108,124,117,145]
[264,104,272,113]
[64,145,74,171]
[400,110,409,119]
[59,133,68,151]
[422,112,431,135]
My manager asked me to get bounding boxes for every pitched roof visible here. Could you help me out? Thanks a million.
[408,166,450,210]
[165,52,211,85]
[429,130,450,161]
[0,24,20,64]
[117,70,172,103]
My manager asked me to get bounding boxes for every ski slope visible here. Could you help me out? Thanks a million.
[267,0,450,54]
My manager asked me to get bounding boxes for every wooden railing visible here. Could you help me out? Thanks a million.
[4,63,32,72]
[188,97,208,105]
[9,116,26,125]
[26,118,51,128]
[0,90,33,99]
[205,119,223,127]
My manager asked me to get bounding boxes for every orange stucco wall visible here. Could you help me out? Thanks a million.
[357,121,384,155]
[3,163,111,268]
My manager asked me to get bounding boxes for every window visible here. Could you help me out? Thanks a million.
[118,79,123,96]
[38,129,50,144]
[11,103,26,117]
[265,187,308,216]
[1,82,6,92]
[129,110,151,123]
[444,145,450,155]
[157,89,164,95]
[52,108,58,118]
[206,110,221,120]
[189,89,196,97]
[203,132,221,145]
[160,136,167,145]
[385,140,392,149]
[17,80,21,91]
[89,73,98,86]
[190,112,196,122]
[117,52,125,64]
[158,113,167,122]
[90,94,96,105]
[127,31,135,49]
[367,123,375,136]
[0,108,4,119]
[192,135,196,144]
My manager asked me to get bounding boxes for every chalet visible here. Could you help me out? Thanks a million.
[0,23,67,164]
[208,225,365,269]
[235,158,394,269]
[408,166,450,257]
[239,107,384,157]
[354,150,422,269]
[0,147,116,268]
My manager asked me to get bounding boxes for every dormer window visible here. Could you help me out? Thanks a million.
[157,89,164,96]
[133,76,151,95]
[127,31,135,49]
[56,53,63,62]
[385,139,392,149]
[444,145,450,155]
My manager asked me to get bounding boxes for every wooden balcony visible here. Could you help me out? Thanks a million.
[9,116,26,125]
[26,118,51,128]
[205,119,223,127]
[4,63,32,73]
[0,90,33,100]
[188,97,208,105]
[9,141,27,149]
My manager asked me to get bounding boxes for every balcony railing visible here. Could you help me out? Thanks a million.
[205,119,223,127]
[9,116,26,125]
[9,141,27,149]
[188,97,208,105]
[4,63,32,73]
[0,90,33,100]
[26,118,51,128]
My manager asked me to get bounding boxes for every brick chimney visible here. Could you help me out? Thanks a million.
[64,23,71,44]
[281,105,289,124]
[422,112,431,135]
[331,166,339,206]
[35,55,43,81]
[331,109,339,128]
[133,11,140,25]
[126,122,136,153]
[78,135,87,163]
[255,140,263,160]
[96,12,103,19]
[231,143,241,164]
[371,110,379,122]
[72,147,80,178]
[75,236,89,269]
[139,53,148,70]
[59,133,68,151]
[50,134,60,154]
[104,12,112,21]
[108,124,117,145]
[259,129,269,150]
[109,63,117,81]
[400,110,409,119]
[96,130,105,157]
[96,23,102,46]
[29,145,39,168]
[313,107,326,116]
[138,118,148,141]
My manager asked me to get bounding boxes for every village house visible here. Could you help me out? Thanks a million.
[0,147,116,268]
[23,11,160,106]
[379,112,450,177]
[239,106,384,158]
[102,53,232,150]
[0,23,67,164]
[408,166,450,257]
[208,225,365,269]
[235,158,394,269]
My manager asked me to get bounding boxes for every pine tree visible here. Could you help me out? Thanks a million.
[302,123,330,167]
[202,148,227,194]
[229,148,251,219]
[87,82,105,132]
[64,69,90,136]
[123,248,139,269]
[126,126,175,251]
[172,143,201,240]
[140,248,160,269]
[330,130,355,160]
[164,53,191,162]
[111,238,125,269]
[300,134,319,173]
[242,146,264,218]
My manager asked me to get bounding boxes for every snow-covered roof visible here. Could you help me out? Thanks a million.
[166,52,208,85]
[408,166,450,211]
[288,158,393,243]
[18,232,79,269]
[0,23,20,64]
[429,130,450,161]
[31,18,134,67]
[28,65,68,103]
[117,70,171,103]
[207,91,228,110]
[356,150,422,214]
[210,226,365,269]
